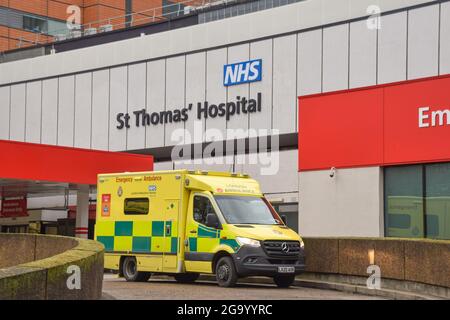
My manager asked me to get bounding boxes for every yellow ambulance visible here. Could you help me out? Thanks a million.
[95,170,305,287]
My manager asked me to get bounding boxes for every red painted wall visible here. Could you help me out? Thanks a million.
[299,74,450,171]
[0,140,153,185]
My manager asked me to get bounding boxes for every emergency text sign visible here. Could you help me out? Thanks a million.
[1,198,27,218]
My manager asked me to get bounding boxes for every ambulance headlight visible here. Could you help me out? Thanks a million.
[236,237,261,247]
[300,240,305,249]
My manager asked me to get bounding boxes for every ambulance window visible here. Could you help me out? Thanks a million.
[193,196,216,225]
[124,198,149,215]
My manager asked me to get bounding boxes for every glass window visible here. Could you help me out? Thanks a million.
[162,0,184,18]
[47,20,69,36]
[231,6,238,16]
[384,165,424,238]
[218,9,225,20]
[385,162,450,239]
[23,15,47,33]
[124,198,149,215]
[214,195,283,225]
[193,196,217,225]
[425,163,450,239]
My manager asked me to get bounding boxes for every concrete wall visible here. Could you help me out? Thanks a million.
[0,233,74,269]
[299,167,383,237]
[303,237,450,295]
[0,234,104,300]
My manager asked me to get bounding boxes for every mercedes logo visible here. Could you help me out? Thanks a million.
[281,242,290,253]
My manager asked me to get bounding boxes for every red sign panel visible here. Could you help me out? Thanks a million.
[1,198,28,217]
[299,75,450,171]
[101,194,111,217]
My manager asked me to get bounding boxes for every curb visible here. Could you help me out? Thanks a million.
[294,279,438,300]
[101,292,117,300]
[198,275,443,300]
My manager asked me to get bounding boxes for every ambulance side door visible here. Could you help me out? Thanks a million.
[162,199,180,272]
[184,192,221,274]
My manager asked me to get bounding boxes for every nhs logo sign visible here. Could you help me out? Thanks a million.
[224,59,262,86]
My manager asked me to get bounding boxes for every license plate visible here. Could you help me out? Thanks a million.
[278,266,295,273]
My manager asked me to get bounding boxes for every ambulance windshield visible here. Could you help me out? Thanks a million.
[214,195,283,225]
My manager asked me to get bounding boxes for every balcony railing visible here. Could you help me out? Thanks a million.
[1,0,233,52]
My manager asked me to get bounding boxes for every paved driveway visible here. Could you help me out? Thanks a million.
[103,274,384,300]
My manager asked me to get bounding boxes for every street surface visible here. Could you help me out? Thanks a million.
[102,274,384,300]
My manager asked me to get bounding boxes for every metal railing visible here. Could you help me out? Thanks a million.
[2,0,235,52]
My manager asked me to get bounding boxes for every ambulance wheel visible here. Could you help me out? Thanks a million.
[174,273,200,283]
[273,275,295,288]
[122,257,151,282]
[216,256,238,287]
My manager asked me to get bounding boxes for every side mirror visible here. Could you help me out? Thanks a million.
[281,215,288,225]
[205,214,221,229]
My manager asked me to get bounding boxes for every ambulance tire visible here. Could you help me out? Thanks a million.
[216,256,238,288]
[273,275,295,288]
[122,257,151,282]
[174,273,200,283]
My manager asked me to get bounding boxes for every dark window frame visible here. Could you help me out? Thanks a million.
[124,197,150,215]
[193,194,218,226]
[22,14,48,33]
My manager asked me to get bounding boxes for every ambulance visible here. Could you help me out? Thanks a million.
[95,170,305,287]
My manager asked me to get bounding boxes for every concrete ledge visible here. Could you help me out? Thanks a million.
[297,272,448,300]
[304,237,450,289]
[0,234,104,300]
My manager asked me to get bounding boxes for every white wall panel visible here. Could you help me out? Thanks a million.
[41,79,58,145]
[91,70,110,151]
[146,60,166,149]
[378,12,407,84]
[9,83,26,142]
[323,24,349,92]
[109,66,127,151]
[299,167,383,237]
[153,160,174,171]
[25,81,42,143]
[74,73,92,149]
[185,52,206,144]
[205,49,227,136]
[250,39,272,134]
[57,76,75,147]
[408,5,440,79]
[165,56,186,147]
[127,63,146,150]
[240,149,298,201]
[349,20,377,88]
[440,2,450,74]
[174,155,235,172]
[227,44,250,136]
[272,35,297,133]
[297,29,322,96]
[0,86,10,139]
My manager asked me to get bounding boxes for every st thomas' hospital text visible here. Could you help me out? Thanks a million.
[116,93,262,130]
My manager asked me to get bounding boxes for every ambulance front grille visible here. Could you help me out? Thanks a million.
[262,240,301,258]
